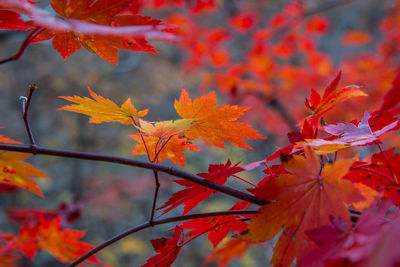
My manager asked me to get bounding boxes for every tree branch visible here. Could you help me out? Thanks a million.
[67,209,258,267]
[20,84,37,146]
[0,144,269,206]
[0,27,45,65]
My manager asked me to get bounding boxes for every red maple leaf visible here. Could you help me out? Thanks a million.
[345,148,400,205]
[142,226,184,267]
[298,201,399,267]
[157,160,245,216]
[179,201,249,247]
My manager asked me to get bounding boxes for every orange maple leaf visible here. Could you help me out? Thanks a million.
[58,88,148,125]
[174,88,266,149]
[35,216,98,263]
[0,134,21,145]
[206,239,251,267]
[24,0,166,64]
[17,216,98,264]
[0,151,47,197]
[237,146,363,267]
[135,119,194,139]
[130,135,199,167]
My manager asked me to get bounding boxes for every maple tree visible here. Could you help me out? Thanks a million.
[1,0,400,266]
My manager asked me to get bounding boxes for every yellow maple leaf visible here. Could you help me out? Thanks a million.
[58,88,148,125]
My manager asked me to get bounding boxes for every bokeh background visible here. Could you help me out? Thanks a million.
[0,0,399,266]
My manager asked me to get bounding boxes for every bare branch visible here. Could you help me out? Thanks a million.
[67,209,258,267]
[20,84,37,146]
[0,27,45,65]
[0,144,269,205]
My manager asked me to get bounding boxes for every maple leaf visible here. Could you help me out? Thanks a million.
[344,148,400,205]
[305,111,399,153]
[0,151,47,197]
[0,9,33,31]
[298,200,398,267]
[205,238,251,267]
[1,0,175,64]
[341,30,372,46]
[174,88,266,149]
[18,216,99,264]
[179,201,249,247]
[0,242,20,267]
[142,226,184,267]
[135,118,194,138]
[58,88,148,125]
[237,146,363,267]
[0,134,21,145]
[379,69,400,115]
[305,72,367,126]
[130,135,199,167]
[157,160,244,216]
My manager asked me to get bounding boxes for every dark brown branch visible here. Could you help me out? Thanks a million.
[0,144,269,206]
[20,84,37,146]
[149,170,160,224]
[0,27,45,65]
[67,209,258,267]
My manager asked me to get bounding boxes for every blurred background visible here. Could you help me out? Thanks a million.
[0,0,399,266]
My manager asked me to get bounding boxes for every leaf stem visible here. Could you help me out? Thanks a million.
[231,174,256,187]
[67,210,258,267]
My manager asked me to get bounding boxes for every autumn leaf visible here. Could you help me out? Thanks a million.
[142,226,184,267]
[179,201,249,248]
[344,148,400,205]
[305,111,399,153]
[298,200,397,267]
[0,9,33,31]
[157,160,245,216]
[130,135,199,167]
[135,119,194,138]
[174,88,266,149]
[305,72,367,126]
[379,69,400,115]
[18,216,99,264]
[1,0,175,64]
[36,216,98,263]
[205,238,252,267]
[58,88,148,125]
[237,146,363,267]
[0,151,47,197]
[0,134,21,145]
[341,30,372,46]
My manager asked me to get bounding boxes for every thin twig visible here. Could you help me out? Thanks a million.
[20,84,37,146]
[0,144,269,205]
[149,170,160,224]
[149,136,173,223]
[67,210,258,267]
[0,27,45,65]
